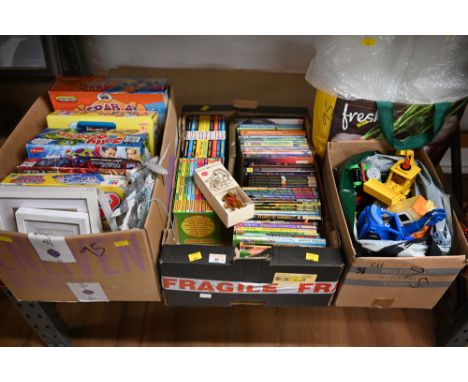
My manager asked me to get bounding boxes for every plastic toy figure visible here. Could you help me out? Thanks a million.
[222,191,244,211]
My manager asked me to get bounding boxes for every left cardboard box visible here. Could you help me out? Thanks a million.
[0,89,179,302]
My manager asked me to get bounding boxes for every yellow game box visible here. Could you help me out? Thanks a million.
[1,173,127,217]
[46,110,158,156]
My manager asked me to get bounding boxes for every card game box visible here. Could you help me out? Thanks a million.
[26,128,148,161]
[194,161,255,228]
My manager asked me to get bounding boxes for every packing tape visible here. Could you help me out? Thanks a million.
[343,279,452,288]
[371,298,395,308]
[349,266,460,276]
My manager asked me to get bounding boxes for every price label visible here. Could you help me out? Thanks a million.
[306,252,320,262]
[362,37,377,46]
[188,251,203,262]
[114,240,130,247]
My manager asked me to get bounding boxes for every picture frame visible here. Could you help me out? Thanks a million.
[0,36,57,82]
[0,186,102,233]
[15,207,91,236]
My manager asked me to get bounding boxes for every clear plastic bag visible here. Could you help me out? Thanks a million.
[305,36,468,104]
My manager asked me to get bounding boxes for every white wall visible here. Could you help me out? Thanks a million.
[82,35,468,135]
[82,36,320,74]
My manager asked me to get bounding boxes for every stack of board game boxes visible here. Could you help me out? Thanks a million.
[0,77,169,235]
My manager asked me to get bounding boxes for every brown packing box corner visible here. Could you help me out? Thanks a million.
[0,89,179,302]
[323,140,468,309]
[159,101,344,307]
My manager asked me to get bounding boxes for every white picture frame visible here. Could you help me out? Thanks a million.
[15,207,91,236]
[0,186,102,233]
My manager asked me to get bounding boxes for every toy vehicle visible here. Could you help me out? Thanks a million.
[357,204,447,241]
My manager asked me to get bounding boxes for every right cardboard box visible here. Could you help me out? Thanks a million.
[323,140,468,309]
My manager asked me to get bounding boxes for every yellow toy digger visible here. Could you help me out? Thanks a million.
[363,150,421,207]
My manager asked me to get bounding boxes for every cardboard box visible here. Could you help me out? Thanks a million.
[160,104,344,307]
[0,89,179,302]
[323,140,468,309]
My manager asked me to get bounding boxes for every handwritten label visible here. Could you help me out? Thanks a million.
[114,240,130,247]
[209,253,226,264]
[188,251,203,262]
[28,233,76,263]
[0,235,13,243]
[306,252,320,262]
[80,242,105,257]
[246,167,253,173]
[200,105,210,111]
[67,282,109,302]
[199,293,212,299]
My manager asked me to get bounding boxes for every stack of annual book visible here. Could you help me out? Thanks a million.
[234,117,326,256]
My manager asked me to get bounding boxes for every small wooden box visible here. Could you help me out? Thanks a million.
[194,161,254,228]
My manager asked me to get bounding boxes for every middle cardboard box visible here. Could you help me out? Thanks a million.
[160,104,344,307]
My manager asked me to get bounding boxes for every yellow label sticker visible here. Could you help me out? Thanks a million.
[306,252,320,262]
[188,251,203,262]
[114,240,130,247]
[361,37,376,46]
[201,105,210,111]
[356,120,369,128]
[246,167,253,173]
[0,236,13,243]
[273,272,317,284]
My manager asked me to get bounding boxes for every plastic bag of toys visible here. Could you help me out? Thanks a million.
[338,150,453,257]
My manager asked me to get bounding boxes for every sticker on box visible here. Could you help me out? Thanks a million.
[67,282,109,302]
[208,253,227,264]
[28,233,76,263]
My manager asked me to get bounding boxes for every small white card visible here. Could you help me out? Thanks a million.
[67,282,109,302]
[199,293,212,299]
[209,253,227,264]
[28,233,76,263]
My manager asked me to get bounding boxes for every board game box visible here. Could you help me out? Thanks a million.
[46,110,158,155]
[26,128,148,161]
[1,172,127,216]
[48,76,168,129]
[17,157,141,176]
